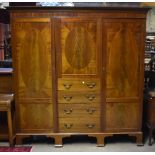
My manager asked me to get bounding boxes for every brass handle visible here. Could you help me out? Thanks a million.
[64,123,73,129]
[85,82,96,89]
[64,109,73,114]
[63,83,72,89]
[86,124,95,129]
[86,95,95,101]
[86,108,96,114]
[63,95,72,101]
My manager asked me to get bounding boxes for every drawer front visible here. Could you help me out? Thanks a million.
[58,78,100,91]
[58,104,100,117]
[59,118,100,133]
[58,91,100,104]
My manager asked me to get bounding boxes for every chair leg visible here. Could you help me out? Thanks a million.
[148,126,153,146]
[7,109,13,146]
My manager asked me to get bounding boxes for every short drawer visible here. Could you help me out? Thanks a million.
[59,118,100,133]
[58,91,100,104]
[58,104,100,117]
[58,78,100,91]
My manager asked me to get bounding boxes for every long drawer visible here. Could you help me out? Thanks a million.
[58,78,100,91]
[58,91,100,104]
[58,104,100,117]
[59,117,100,133]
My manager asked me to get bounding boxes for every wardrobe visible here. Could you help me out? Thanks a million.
[10,6,149,146]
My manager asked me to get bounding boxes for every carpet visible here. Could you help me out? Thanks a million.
[0,146,32,152]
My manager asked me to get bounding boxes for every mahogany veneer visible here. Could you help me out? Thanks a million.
[9,6,149,146]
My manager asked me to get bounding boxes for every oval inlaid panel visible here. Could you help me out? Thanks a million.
[19,23,51,94]
[65,27,94,70]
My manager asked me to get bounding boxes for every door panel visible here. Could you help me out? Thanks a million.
[12,18,52,99]
[55,17,102,77]
[105,102,139,131]
[12,18,54,132]
[104,19,145,99]
[18,102,53,131]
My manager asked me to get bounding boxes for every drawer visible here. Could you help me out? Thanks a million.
[58,78,100,91]
[58,104,100,117]
[58,91,100,104]
[59,118,100,133]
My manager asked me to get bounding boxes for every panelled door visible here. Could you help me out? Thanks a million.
[103,19,145,131]
[55,17,104,132]
[12,18,54,132]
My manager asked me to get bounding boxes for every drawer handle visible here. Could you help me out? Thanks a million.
[85,82,96,89]
[64,123,73,129]
[86,124,95,129]
[63,83,72,89]
[63,95,73,101]
[86,95,95,101]
[86,108,96,114]
[64,109,73,114]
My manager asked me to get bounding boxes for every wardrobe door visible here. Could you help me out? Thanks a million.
[55,17,103,133]
[55,17,102,77]
[103,19,145,131]
[12,18,54,132]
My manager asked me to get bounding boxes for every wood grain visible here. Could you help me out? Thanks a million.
[11,18,54,133]
[58,91,100,104]
[59,117,100,133]
[0,74,13,93]
[58,104,100,117]
[18,102,53,131]
[58,78,100,91]
[10,7,148,145]
[12,18,52,99]
[105,102,139,131]
[104,19,144,99]
[56,18,101,77]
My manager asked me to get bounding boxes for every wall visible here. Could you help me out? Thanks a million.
[146,8,155,32]
[0,2,9,8]
[1,2,155,32]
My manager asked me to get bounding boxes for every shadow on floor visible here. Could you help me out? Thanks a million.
[21,131,154,146]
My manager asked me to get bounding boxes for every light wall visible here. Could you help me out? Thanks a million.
[0,2,155,32]
[147,8,155,32]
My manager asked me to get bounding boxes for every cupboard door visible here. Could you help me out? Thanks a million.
[12,18,54,132]
[18,102,53,132]
[55,17,102,78]
[105,102,139,131]
[104,19,145,99]
[12,18,53,99]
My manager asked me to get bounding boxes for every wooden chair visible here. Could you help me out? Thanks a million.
[147,91,155,145]
[0,94,15,146]
[145,58,155,145]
